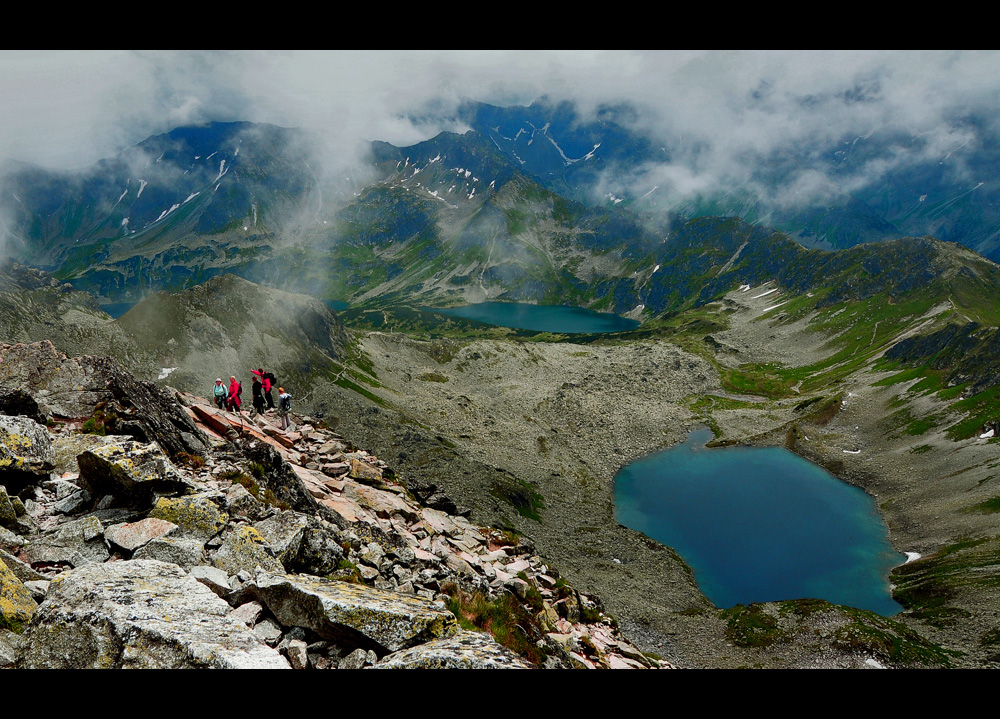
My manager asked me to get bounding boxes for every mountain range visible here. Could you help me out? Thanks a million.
[4,100,1000,667]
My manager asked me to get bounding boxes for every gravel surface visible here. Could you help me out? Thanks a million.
[310,288,1000,667]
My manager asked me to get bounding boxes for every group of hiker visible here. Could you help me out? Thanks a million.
[213,368,292,429]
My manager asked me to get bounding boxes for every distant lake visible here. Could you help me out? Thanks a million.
[324,300,349,312]
[429,302,639,334]
[613,428,905,616]
[100,302,137,319]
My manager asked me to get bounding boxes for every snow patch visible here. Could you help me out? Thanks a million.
[137,180,147,198]
[752,287,779,299]
[904,552,922,563]
[155,204,180,222]
[183,192,199,204]
[117,189,128,203]
[157,367,178,380]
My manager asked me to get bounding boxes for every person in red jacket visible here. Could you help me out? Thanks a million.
[226,375,242,414]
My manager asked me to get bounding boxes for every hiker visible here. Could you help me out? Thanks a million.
[262,369,275,411]
[213,378,226,409]
[227,376,242,414]
[251,373,265,416]
[278,386,292,430]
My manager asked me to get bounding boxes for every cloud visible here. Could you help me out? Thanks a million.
[1,50,998,210]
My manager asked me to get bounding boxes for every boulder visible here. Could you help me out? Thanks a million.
[0,388,45,425]
[0,558,36,633]
[51,433,134,474]
[149,493,228,541]
[104,518,178,552]
[21,516,109,567]
[77,440,194,506]
[241,571,457,656]
[253,511,344,576]
[0,341,208,460]
[211,525,284,576]
[132,536,207,569]
[374,629,534,669]
[16,560,290,668]
[0,415,54,493]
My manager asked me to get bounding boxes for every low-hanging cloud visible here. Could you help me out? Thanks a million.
[1,50,999,213]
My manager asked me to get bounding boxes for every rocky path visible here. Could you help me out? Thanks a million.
[0,341,661,668]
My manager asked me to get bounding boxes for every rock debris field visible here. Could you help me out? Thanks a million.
[0,340,661,669]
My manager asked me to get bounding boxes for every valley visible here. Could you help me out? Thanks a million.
[305,282,1000,667]
[4,105,1000,668]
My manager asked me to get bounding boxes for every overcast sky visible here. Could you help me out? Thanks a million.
[1,50,997,206]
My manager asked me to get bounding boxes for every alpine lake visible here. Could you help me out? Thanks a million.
[429,301,640,334]
[614,428,905,616]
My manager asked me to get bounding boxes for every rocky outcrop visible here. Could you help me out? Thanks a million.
[16,560,291,669]
[0,363,662,669]
[240,571,457,656]
[0,341,208,459]
[77,440,194,507]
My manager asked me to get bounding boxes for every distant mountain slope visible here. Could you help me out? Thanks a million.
[457,100,1000,263]
[0,260,149,370]
[113,274,351,395]
[5,113,1000,319]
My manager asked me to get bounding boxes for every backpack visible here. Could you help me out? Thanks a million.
[264,372,276,385]
[237,382,242,397]
[279,394,291,411]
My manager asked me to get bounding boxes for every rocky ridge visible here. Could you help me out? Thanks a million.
[0,341,661,669]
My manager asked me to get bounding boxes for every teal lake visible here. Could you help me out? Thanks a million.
[100,302,137,319]
[613,428,905,615]
[429,302,640,334]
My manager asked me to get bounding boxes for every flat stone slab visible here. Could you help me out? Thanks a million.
[104,518,178,552]
[374,629,534,669]
[17,559,290,668]
[244,571,457,655]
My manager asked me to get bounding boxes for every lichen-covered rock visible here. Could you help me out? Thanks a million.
[242,571,457,655]
[77,440,194,506]
[0,548,46,584]
[374,629,534,668]
[22,515,109,567]
[132,536,207,569]
[0,387,46,425]
[16,559,290,668]
[212,525,284,576]
[254,511,344,576]
[0,558,36,633]
[0,415,54,492]
[149,493,227,541]
[51,433,134,474]
[0,487,17,530]
[104,517,178,552]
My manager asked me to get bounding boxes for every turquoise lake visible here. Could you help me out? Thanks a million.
[429,302,640,334]
[613,428,905,616]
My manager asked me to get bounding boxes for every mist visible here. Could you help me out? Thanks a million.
[2,50,999,236]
